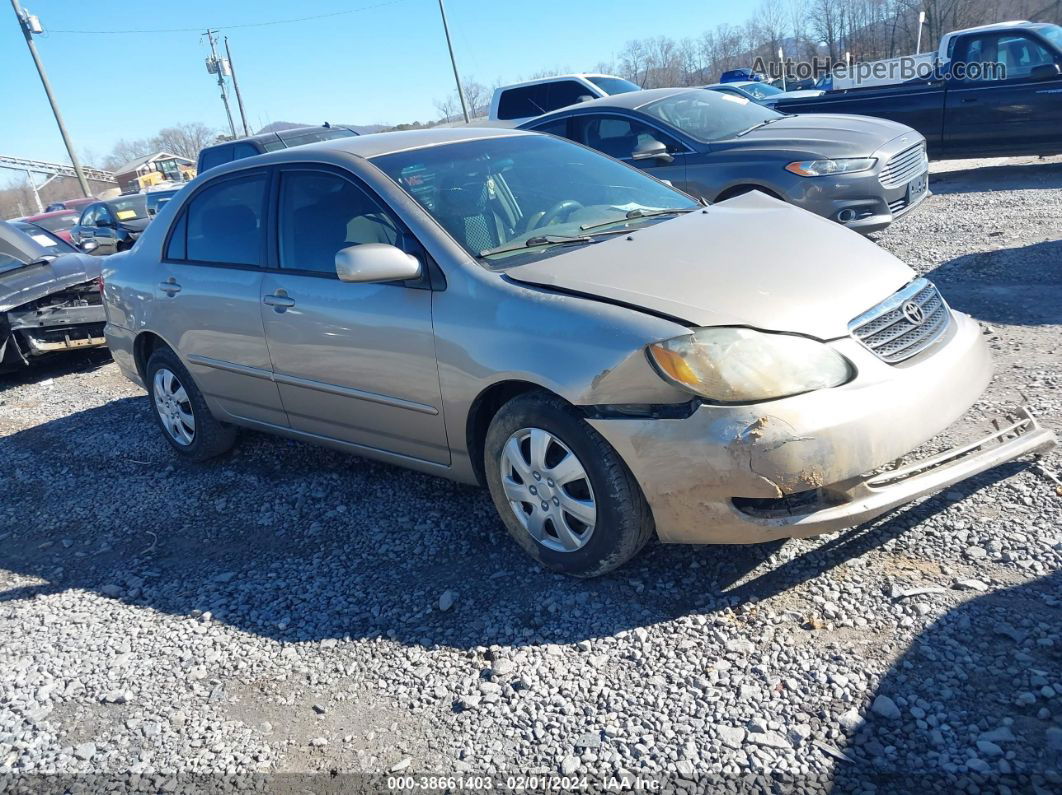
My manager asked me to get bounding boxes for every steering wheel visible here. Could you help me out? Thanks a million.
[532,199,584,231]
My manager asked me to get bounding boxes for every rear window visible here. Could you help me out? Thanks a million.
[275,127,359,148]
[198,145,233,172]
[587,76,641,95]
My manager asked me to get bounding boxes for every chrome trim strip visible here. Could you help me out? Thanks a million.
[273,372,439,415]
[186,354,274,381]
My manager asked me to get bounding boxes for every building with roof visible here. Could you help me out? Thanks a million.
[112,152,195,193]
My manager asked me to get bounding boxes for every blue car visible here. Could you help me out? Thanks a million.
[719,68,767,83]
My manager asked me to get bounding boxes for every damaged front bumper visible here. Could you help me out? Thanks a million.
[588,311,1057,544]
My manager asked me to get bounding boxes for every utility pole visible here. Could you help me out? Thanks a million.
[9,0,91,197]
[204,29,237,138]
[436,0,469,123]
[224,37,251,137]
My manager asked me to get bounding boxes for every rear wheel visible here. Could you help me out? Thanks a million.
[484,392,654,577]
[146,347,236,461]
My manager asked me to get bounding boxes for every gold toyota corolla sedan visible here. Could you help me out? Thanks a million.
[101,128,1055,576]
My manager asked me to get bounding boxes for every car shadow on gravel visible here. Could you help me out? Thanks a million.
[924,239,1062,327]
[930,160,1062,195]
[829,569,1061,790]
[0,396,1030,651]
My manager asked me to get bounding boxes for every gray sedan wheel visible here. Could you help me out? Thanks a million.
[485,391,655,577]
[146,346,236,462]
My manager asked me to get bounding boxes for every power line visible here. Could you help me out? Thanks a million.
[46,0,406,35]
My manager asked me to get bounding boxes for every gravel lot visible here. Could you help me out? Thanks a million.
[2,154,1060,792]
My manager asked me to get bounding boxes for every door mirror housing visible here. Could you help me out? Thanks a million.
[1030,63,1062,80]
[335,244,421,283]
[632,139,674,163]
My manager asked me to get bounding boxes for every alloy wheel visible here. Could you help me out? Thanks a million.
[499,427,597,552]
[152,367,195,446]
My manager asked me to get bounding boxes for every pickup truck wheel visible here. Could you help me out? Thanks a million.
[484,392,655,577]
[146,347,236,461]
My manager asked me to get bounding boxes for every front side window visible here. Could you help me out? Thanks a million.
[182,174,267,265]
[644,90,781,142]
[372,134,697,265]
[278,170,400,275]
[574,115,684,159]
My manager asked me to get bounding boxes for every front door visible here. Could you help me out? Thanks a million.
[151,169,286,427]
[259,166,449,465]
[944,30,1062,156]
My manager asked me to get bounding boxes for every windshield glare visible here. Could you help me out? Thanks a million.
[645,90,781,142]
[372,135,697,264]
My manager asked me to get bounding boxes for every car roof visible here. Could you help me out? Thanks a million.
[496,73,624,90]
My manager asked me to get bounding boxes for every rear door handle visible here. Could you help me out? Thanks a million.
[263,292,295,311]
[159,279,181,295]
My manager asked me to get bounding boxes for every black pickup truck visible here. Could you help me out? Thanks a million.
[778,22,1062,159]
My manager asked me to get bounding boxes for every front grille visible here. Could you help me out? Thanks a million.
[879,142,928,189]
[849,278,951,363]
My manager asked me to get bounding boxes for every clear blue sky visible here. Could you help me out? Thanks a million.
[3,0,748,168]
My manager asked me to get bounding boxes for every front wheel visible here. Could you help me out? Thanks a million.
[146,347,236,461]
[484,392,654,577]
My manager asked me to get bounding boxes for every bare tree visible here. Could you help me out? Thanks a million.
[152,123,218,162]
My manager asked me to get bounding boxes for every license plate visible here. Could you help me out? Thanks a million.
[907,172,928,203]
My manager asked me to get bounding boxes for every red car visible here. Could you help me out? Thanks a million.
[44,197,96,213]
[20,209,81,244]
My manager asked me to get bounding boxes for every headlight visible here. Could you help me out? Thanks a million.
[784,158,876,176]
[647,327,853,403]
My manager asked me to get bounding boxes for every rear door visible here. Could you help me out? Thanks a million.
[258,166,448,464]
[944,31,1062,155]
[151,169,287,426]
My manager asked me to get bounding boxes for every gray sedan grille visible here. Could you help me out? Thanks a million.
[849,278,951,363]
[879,142,928,189]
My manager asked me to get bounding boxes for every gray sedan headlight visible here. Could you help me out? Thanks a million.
[785,158,876,176]
[648,327,853,403]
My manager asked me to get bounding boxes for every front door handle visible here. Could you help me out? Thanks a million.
[263,291,295,312]
[159,278,181,295]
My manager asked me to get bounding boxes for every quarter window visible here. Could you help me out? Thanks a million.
[278,170,400,275]
[181,174,267,265]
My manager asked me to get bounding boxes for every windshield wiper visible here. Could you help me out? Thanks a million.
[735,117,784,136]
[479,234,595,257]
[579,206,696,232]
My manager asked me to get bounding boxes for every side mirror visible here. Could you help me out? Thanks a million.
[632,138,674,163]
[1031,63,1062,80]
[335,243,421,283]
[80,239,99,253]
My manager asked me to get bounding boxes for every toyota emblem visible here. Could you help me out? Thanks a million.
[901,301,925,325]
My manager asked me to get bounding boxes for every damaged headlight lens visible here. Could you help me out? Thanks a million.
[647,327,853,403]
[784,158,876,177]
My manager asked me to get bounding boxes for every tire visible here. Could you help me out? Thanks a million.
[145,346,236,461]
[484,391,655,577]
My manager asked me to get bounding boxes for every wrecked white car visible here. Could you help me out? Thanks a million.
[0,220,106,373]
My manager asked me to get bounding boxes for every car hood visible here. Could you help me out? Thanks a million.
[714,113,913,158]
[0,251,102,312]
[504,192,913,340]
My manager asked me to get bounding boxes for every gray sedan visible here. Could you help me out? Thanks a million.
[102,128,1052,576]
[519,87,929,234]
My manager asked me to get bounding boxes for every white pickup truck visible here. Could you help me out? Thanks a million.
[487,74,641,126]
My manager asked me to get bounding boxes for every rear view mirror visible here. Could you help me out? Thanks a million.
[335,244,421,283]
[1030,63,1062,80]
[632,139,674,163]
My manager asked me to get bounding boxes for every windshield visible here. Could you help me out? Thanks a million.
[740,83,783,99]
[1039,24,1062,50]
[108,195,148,221]
[645,89,781,142]
[587,76,642,95]
[31,212,78,232]
[372,135,697,265]
[11,222,76,255]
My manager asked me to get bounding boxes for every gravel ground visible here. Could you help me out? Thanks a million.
[2,154,1060,792]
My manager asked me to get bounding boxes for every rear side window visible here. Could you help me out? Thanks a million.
[498,81,593,120]
[198,145,233,172]
[176,174,267,265]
